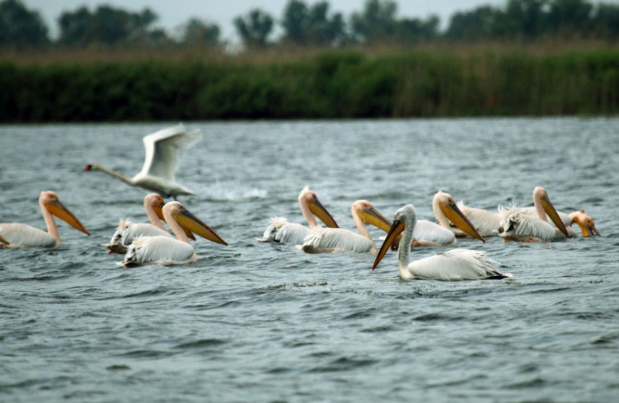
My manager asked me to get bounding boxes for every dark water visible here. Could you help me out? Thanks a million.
[1,119,618,402]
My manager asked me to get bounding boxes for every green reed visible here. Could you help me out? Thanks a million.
[2,47,618,122]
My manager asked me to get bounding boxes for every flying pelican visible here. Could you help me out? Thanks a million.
[301,200,392,253]
[372,205,511,281]
[84,124,201,198]
[105,193,196,254]
[123,201,227,267]
[497,187,569,242]
[0,191,90,248]
[257,186,338,245]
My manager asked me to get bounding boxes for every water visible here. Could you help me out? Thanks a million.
[1,118,618,402]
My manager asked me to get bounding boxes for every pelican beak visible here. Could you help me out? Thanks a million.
[372,219,405,271]
[590,225,601,237]
[47,200,90,236]
[175,210,227,245]
[540,195,569,237]
[358,206,392,233]
[575,217,601,237]
[440,201,485,242]
[0,234,9,245]
[158,201,195,240]
[308,199,339,228]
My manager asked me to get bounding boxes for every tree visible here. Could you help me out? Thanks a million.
[446,5,504,41]
[591,2,619,38]
[350,0,398,44]
[0,0,49,48]
[180,18,220,47]
[234,9,274,48]
[281,0,346,46]
[396,15,440,43]
[502,0,548,40]
[58,5,160,47]
[546,0,593,35]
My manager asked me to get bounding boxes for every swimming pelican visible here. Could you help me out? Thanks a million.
[106,193,196,254]
[0,191,90,248]
[301,200,392,253]
[411,190,486,246]
[498,187,569,242]
[454,200,502,237]
[372,205,511,281]
[565,210,601,237]
[123,201,227,267]
[84,124,201,198]
[257,186,338,245]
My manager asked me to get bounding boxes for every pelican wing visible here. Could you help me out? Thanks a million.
[124,236,195,266]
[302,228,374,253]
[109,220,171,247]
[458,202,501,236]
[407,249,506,281]
[139,125,202,181]
[258,217,311,244]
[0,223,57,248]
[413,220,456,245]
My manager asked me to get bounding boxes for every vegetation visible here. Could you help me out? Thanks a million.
[2,46,618,122]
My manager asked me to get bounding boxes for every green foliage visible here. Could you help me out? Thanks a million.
[58,5,161,47]
[234,9,274,48]
[179,18,220,48]
[0,0,49,48]
[281,0,346,46]
[3,48,619,122]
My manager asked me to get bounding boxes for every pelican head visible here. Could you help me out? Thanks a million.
[40,191,90,236]
[164,201,227,245]
[372,204,416,270]
[435,191,485,242]
[569,210,601,237]
[144,193,166,221]
[497,212,519,238]
[298,186,338,228]
[352,200,392,232]
[533,187,569,237]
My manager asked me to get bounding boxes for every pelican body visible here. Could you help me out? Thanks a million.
[84,124,201,198]
[301,200,392,253]
[258,186,338,245]
[498,187,569,242]
[106,193,195,254]
[373,205,510,281]
[123,201,227,267]
[0,191,90,248]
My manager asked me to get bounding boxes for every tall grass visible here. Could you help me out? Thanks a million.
[2,45,618,122]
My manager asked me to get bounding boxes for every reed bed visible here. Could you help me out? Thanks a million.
[2,44,618,122]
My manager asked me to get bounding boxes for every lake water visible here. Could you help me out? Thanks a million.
[1,118,618,402]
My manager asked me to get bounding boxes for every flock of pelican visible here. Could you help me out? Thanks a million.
[0,125,601,280]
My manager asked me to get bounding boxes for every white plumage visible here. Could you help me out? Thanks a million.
[122,201,226,267]
[301,200,391,254]
[456,201,502,237]
[373,204,510,281]
[0,191,89,248]
[257,186,338,245]
[84,124,201,198]
[411,220,458,246]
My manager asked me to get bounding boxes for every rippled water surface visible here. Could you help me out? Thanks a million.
[1,119,618,402]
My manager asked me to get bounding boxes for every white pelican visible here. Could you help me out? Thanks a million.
[410,190,486,246]
[0,191,90,248]
[454,200,502,237]
[565,210,601,237]
[84,124,201,198]
[123,201,227,267]
[301,200,392,253]
[257,186,338,245]
[372,205,511,281]
[106,193,196,254]
[498,187,569,242]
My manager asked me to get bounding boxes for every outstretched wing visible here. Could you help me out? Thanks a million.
[139,124,202,181]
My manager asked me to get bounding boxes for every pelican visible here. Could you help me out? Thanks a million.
[372,205,511,281]
[410,190,486,246]
[565,210,601,237]
[257,186,338,245]
[301,200,392,253]
[123,201,227,267]
[0,191,90,248]
[498,187,569,242]
[84,124,201,198]
[105,193,196,254]
[454,200,502,237]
